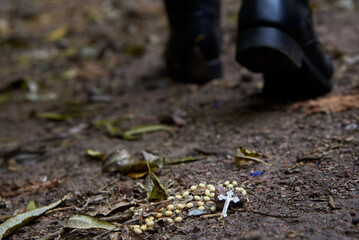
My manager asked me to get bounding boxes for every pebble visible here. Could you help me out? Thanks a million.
[188,209,205,216]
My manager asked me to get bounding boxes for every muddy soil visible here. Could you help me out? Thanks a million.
[0,0,358,239]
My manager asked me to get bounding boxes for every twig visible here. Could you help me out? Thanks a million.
[0,214,15,221]
[45,206,74,215]
[239,156,273,166]
[38,229,65,240]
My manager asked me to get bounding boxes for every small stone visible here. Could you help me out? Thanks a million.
[188,209,205,216]
[165,210,173,216]
[182,191,190,197]
[175,216,183,222]
[198,206,205,211]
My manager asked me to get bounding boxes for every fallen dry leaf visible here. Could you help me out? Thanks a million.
[293,94,359,114]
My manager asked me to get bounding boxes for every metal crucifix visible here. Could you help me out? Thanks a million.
[218,189,239,218]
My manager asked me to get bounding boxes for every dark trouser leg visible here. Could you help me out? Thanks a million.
[164,0,222,84]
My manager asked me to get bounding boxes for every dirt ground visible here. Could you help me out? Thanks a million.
[0,0,359,239]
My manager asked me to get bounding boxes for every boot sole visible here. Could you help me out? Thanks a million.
[236,27,333,99]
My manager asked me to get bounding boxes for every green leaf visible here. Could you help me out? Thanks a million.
[0,93,10,105]
[45,27,67,42]
[63,214,116,230]
[85,149,106,160]
[38,112,78,121]
[121,124,172,140]
[26,201,37,212]
[0,195,67,240]
[145,172,169,202]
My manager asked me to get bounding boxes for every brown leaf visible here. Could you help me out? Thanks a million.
[293,94,359,114]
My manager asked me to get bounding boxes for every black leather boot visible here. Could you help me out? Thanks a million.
[236,0,333,99]
[164,0,222,84]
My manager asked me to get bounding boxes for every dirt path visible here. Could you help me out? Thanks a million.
[0,0,358,239]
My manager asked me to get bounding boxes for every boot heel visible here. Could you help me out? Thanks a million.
[236,26,304,72]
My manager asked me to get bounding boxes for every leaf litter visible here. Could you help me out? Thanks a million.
[101,150,164,176]
[63,214,117,231]
[234,147,273,167]
[0,195,68,240]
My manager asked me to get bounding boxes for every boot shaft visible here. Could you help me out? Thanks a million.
[238,0,315,45]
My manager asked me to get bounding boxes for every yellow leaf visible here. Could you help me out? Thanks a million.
[45,27,67,42]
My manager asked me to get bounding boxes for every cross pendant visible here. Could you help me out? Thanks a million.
[218,189,239,218]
